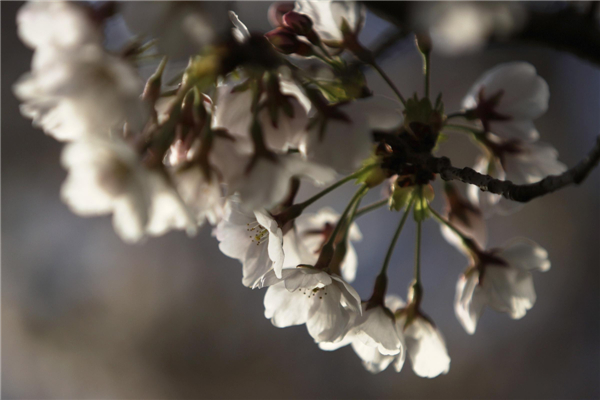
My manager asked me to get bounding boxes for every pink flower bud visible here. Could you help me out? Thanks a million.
[268,1,295,27]
[265,27,301,54]
[282,11,313,36]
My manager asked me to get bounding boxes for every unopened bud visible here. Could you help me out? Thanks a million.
[415,32,432,54]
[265,27,301,54]
[142,56,168,105]
[283,11,313,36]
[268,1,295,27]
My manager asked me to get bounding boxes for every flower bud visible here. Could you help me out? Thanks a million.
[265,27,301,54]
[268,1,294,27]
[415,32,432,55]
[282,11,313,36]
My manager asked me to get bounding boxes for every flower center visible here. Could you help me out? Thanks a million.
[247,221,269,246]
[299,286,329,300]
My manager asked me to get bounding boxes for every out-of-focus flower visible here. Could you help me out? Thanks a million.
[60,138,197,243]
[212,79,309,153]
[462,62,549,142]
[229,153,336,212]
[441,184,486,251]
[229,10,251,43]
[305,97,402,173]
[468,139,567,217]
[294,0,366,47]
[415,2,526,55]
[119,1,231,58]
[14,45,147,141]
[260,266,361,343]
[17,1,101,50]
[215,199,285,286]
[171,165,224,226]
[455,239,551,334]
[294,207,362,282]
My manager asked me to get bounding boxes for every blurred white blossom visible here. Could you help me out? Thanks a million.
[462,62,549,142]
[60,138,196,243]
[17,1,101,50]
[305,97,402,173]
[294,0,366,47]
[15,45,147,141]
[119,1,232,58]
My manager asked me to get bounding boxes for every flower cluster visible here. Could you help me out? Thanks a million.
[14,0,589,378]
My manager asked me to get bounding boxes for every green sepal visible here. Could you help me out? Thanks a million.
[354,155,386,188]
[413,185,435,222]
[389,183,415,212]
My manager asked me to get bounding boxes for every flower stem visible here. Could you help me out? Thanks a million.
[327,185,369,247]
[355,198,388,219]
[370,61,406,106]
[379,195,415,276]
[444,123,483,136]
[427,204,480,254]
[446,111,468,121]
[414,217,422,285]
[295,165,376,211]
[423,52,431,100]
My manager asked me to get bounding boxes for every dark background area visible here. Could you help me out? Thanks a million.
[2,2,599,398]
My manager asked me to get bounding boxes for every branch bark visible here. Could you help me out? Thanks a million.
[426,136,600,202]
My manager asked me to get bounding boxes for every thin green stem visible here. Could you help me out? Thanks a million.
[323,185,369,250]
[370,62,406,106]
[414,217,422,285]
[379,195,415,276]
[296,165,376,211]
[444,123,483,135]
[316,41,333,60]
[427,204,480,253]
[355,198,388,219]
[340,190,363,242]
[446,111,468,120]
[424,52,431,99]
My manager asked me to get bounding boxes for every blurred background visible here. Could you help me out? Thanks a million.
[2,1,599,398]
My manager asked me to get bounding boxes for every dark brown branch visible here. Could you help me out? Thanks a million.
[426,136,600,203]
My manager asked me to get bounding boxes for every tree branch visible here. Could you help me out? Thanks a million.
[426,136,600,203]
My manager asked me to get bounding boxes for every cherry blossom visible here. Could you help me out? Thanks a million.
[60,138,196,243]
[17,1,101,51]
[455,239,551,334]
[462,62,549,142]
[260,266,361,343]
[304,97,402,173]
[212,78,309,153]
[119,1,231,58]
[294,1,366,47]
[294,207,362,282]
[392,295,451,379]
[15,45,147,141]
[215,199,285,286]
